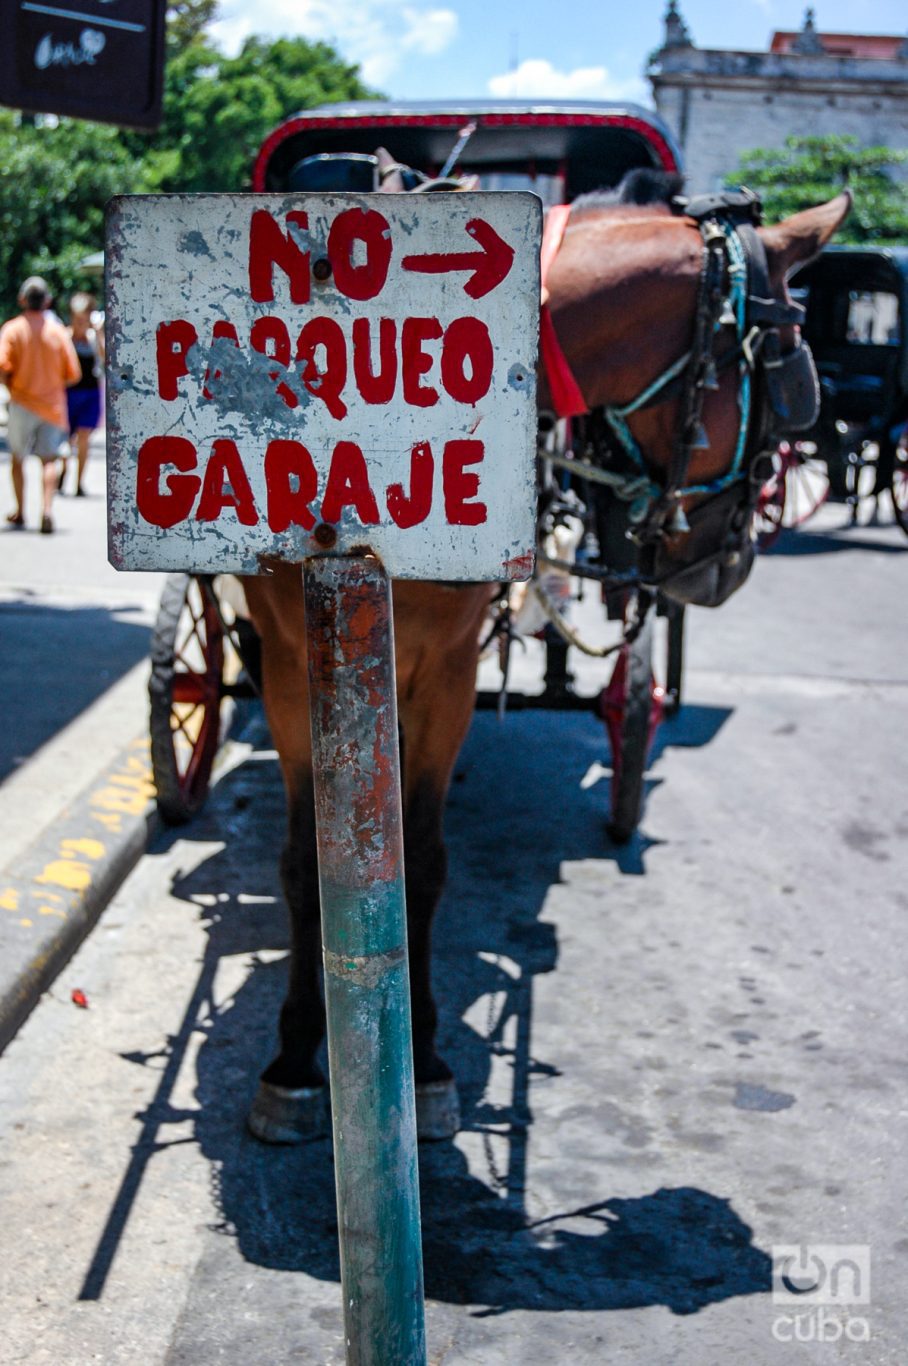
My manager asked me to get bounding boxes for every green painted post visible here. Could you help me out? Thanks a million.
[303,554,426,1366]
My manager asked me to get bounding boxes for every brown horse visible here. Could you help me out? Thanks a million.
[541,183,850,457]
[244,176,850,1143]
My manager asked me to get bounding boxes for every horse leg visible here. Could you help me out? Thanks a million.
[395,583,491,1139]
[402,764,461,1141]
[245,574,490,1144]
[244,573,329,1143]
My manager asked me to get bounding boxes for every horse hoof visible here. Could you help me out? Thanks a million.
[247,1080,328,1144]
[415,1078,460,1141]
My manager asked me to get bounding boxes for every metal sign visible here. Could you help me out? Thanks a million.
[106,192,541,580]
[0,0,165,129]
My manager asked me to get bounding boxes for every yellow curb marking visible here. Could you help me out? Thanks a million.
[92,787,149,815]
[35,859,93,891]
[14,743,154,900]
[61,838,105,860]
[92,810,123,833]
[35,835,105,892]
[87,747,155,819]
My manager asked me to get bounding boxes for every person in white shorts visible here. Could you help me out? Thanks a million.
[0,276,80,533]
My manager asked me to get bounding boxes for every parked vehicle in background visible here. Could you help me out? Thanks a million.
[756,244,908,544]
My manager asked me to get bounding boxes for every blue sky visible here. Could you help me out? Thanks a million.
[209,1,908,105]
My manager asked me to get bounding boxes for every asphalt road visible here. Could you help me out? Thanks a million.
[0,483,906,1363]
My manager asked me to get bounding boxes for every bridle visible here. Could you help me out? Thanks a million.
[612,195,807,507]
[541,189,820,607]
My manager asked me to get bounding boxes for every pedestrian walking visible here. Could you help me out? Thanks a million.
[0,276,80,533]
[60,292,104,497]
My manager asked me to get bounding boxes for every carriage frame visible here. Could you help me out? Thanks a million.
[755,243,908,543]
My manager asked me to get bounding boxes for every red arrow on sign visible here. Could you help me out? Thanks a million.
[401,218,515,299]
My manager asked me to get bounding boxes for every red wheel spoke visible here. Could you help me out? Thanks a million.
[172,702,202,742]
[770,446,829,532]
[172,673,210,704]
[151,575,228,824]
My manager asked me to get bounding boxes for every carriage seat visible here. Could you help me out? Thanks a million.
[813,346,898,427]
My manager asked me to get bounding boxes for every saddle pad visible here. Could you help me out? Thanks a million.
[539,204,588,418]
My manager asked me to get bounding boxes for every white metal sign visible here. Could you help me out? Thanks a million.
[106,192,541,580]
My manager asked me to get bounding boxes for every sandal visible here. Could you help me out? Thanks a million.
[40,515,54,534]
[6,512,24,528]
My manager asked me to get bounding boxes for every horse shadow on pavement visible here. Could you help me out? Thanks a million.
[83,706,768,1318]
[761,522,908,557]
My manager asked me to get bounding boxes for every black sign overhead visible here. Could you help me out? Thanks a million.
[0,0,165,129]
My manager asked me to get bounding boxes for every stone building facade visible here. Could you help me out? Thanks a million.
[647,4,908,193]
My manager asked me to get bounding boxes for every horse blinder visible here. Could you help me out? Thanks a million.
[646,328,818,610]
[760,332,821,435]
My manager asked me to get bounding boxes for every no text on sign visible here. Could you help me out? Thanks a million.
[106,193,541,581]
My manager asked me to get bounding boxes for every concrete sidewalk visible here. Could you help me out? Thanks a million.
[0,636,258,1055]
[0,665,160,1051]
[0,427,169,1051]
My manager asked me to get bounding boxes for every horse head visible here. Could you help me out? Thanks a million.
[542,183,851,606]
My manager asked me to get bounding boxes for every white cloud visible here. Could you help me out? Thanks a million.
[209,0,458,85]
[208,13,254,53]
[400,7,458,56]
[488,58,648,104]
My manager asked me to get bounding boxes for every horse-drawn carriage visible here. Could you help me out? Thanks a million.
[150,99,690,841]
[755,243,908,542]
[138,96,848,1150]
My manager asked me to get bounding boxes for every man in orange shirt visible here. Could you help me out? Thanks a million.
[1,276,80,533]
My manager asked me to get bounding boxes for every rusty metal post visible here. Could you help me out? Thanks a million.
[303,554,426,1366]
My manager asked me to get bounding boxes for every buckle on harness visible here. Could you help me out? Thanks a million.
[741,325,764,370]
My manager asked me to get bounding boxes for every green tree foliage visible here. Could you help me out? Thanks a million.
[0,32,379,324]
[135,37,376,192]
[0,111,148,322]
[166,0,219,51]
[730,135,908,243]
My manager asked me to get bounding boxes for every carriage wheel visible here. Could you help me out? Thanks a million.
[149,574,226,825]
[599,607,662,844]
[754,448,787,550]
[782,446,830,527]
[891,441,908,537]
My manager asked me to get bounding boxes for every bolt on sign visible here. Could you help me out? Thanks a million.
[106,193,541,581]
[0,0,165,129]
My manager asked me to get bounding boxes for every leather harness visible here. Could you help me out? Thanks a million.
[537,189,820,606]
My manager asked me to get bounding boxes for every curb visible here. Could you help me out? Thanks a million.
[0,735,159,1053]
